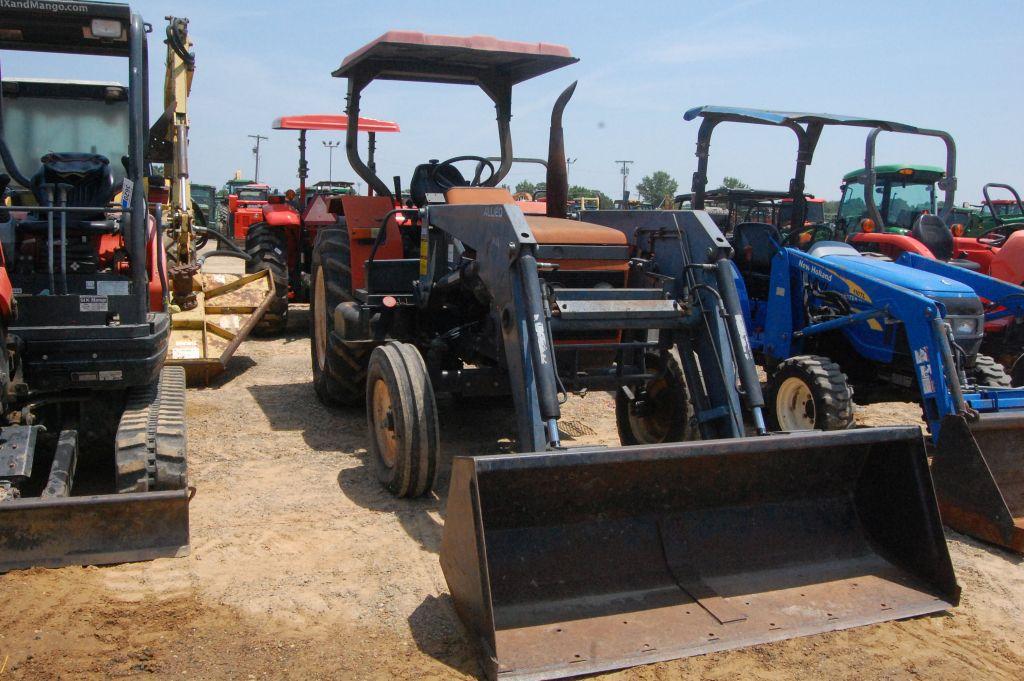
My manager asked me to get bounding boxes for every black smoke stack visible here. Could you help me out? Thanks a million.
[546,81,577,219]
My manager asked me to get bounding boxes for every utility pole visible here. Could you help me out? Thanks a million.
[249,133,267,182]
[615,160,633,205]
[566,157,577,186]
[323,140,341,182]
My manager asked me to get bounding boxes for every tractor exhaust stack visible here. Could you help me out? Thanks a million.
[441,427,959,680]
[546,81,576,219]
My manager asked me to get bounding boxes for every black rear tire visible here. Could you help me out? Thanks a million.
[245,222,289,335]
[366,342,439,498]
[766,355,853,432]
[972,353,1012,388]
[615,351,692,445]
[310,228,368,406]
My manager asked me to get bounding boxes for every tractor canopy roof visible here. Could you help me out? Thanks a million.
[683,106,927,134]
[332,31,577,86]
[272,114,400,133]
[842,164,944,182]
[0,1,133,57]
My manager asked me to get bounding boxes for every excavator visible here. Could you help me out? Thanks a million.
[149,16,274,384]
[0,2,189,570]
[311,32,960,680]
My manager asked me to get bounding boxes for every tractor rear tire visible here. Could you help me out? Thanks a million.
[245,222,289,335]
[615,351,692,445]
[766,355,854,432]
[972,353,1012,388]
[310,228,368,407]
[366,342,439,498]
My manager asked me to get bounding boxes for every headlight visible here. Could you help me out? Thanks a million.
[952,318,978,336]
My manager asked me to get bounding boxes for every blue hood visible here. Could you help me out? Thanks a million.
[821,254,977,299]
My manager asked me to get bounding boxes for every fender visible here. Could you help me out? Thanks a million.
[849,232,933,259]
[988,230,1024,285]
[261,203,301,228]
[0,264,12,320]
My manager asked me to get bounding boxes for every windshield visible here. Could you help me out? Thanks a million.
[993,202,1023,217]
[884,180,935,229]
[237,187,268,201]
[0,80,130,189]
[778,201,825,227]
[191,186,215,207]
[838,181,867,230]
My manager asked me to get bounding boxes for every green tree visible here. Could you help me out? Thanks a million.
[636,171,678,206]
[568,185,614,209]
[720,176,750,190]
[516,179,545,195]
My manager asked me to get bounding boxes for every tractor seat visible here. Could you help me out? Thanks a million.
[24,153,117,232]
[910,213,980,270]
[733,222,781,273]
[410,160,468,207]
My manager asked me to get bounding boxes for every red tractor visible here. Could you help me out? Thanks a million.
[243,115,399,333]
[226,182,270,242]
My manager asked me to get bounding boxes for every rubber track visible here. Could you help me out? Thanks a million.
[115,366,188,493]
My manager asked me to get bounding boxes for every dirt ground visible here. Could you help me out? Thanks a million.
[0,306,1022,680]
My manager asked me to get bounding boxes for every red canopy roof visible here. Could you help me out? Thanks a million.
[272,114,400,133]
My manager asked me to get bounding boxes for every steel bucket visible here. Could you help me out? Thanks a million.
[440,427,959,680]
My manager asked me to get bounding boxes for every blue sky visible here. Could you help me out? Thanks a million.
[3,0,1022,201]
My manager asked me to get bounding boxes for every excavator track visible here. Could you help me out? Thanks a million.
[115,366,188,493]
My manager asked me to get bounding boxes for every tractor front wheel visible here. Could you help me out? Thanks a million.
[972,353,1012,388]
[766,355,854,432]
[366,342,439,498]
[245,222,289,335]
[615,351,692,445]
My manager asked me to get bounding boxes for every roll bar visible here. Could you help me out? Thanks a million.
[863,127,956,228]
[684,107,957,234]
[333,32,577,198]
[981,183,1024,227]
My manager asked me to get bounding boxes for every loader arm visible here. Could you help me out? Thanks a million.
[896,252,1024,322]
[422,203,555,451]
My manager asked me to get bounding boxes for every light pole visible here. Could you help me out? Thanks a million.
[615,160,633,205]
[323,140,341,182]
[566,157,577,187]
[249,134,267,182]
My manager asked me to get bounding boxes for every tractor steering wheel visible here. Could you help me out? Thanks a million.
[429,155,496,189]
[976,223,1015,248]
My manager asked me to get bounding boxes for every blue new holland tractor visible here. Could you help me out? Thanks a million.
[686,106,1024,554]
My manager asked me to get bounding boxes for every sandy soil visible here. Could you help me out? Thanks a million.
[0,307,1021,680]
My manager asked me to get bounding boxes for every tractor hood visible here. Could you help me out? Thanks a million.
[820,253,977,299]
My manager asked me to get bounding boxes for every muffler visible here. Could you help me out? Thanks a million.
[932,412,1024,553]
[440,427,959,680]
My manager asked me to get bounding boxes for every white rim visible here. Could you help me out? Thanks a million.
[776,377,816,431]
[314,267,327,371]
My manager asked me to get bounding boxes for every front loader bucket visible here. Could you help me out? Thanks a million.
[932,412,1024,553]
[0,489,190,572]
[167,269,274,385]
[440,427,958,681]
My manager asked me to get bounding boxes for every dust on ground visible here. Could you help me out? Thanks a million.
[0,307,1021,680]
